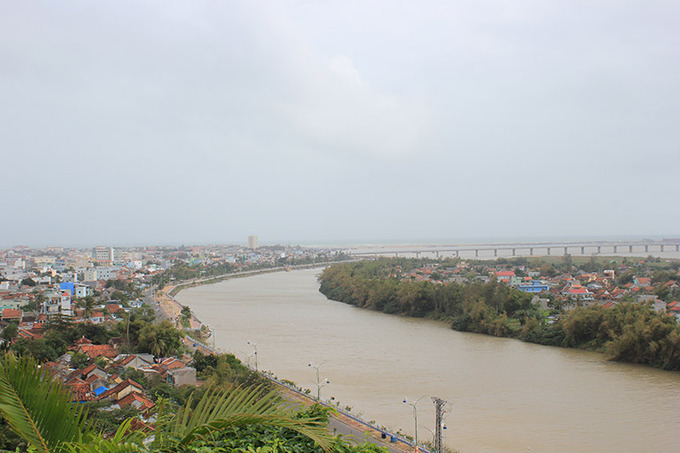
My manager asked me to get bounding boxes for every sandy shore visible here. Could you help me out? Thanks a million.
[157,285,202,330]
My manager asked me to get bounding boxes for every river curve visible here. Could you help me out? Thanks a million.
[176,268,680,453]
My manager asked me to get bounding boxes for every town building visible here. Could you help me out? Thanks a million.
[92,246,115,265]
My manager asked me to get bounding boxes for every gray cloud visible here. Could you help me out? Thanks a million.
[1,0,678,247]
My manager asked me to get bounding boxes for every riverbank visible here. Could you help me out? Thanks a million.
[167,261,357,297]
[157,268,422,452]
[159,263,338,331]
[175,266,680,453]
[318,260,680,372]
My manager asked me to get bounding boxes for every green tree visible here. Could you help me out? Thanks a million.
[1,323,19,349]
[82,295,96,318]
[137,321,184,358]
[70,352,90,370]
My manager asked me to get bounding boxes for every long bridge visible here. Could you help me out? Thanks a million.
[349,239,680,259]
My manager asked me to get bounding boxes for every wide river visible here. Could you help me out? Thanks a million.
[177,269,680,453]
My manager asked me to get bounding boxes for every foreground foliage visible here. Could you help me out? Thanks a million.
[0,353,387,452]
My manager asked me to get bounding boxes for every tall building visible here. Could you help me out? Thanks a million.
[248,235,258,250]
[92,246,115,264]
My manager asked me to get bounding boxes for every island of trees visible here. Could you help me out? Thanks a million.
[318,257,680,371]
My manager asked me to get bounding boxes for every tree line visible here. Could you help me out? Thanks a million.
[318,260,680,371]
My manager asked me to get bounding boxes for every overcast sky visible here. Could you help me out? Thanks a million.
[1,0,679,248]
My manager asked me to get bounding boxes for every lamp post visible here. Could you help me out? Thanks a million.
[308,362,330,401]
[403,396,425,450]
[247,341,258,371]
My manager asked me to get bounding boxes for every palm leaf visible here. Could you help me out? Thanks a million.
[156,385,333,452]
[64,419,149,453]
[0,354,93,453]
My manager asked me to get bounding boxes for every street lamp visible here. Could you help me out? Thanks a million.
[308,362,330,401]
[403,396,425,450]
[247,341,258,371]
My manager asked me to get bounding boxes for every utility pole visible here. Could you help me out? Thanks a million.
[432,397,449,453]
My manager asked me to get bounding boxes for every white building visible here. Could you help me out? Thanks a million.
[92,246,115,264]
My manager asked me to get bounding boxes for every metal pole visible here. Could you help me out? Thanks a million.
[404,397,423,450]
[248,341,258,371]
[432,397,449,453]
[309,362,329,401]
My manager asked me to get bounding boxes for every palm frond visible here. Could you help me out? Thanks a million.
[178,412,332,451]
[157,385,333,452]
[0,354,93,453]
[64,420,149,453]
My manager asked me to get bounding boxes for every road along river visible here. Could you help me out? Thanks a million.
[176,268,680,453]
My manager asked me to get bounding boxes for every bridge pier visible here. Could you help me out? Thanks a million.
[529,248,533,256]
[676,245,679,252]
[512,248,516,256]
[645,245,649,252]
[547,247,551,256]
[475,249,479,257]
[415,252,420,258]
[435,251,439,258]
[629,245,633,253]
[660,245,664,252]
[613,246,618,253]
[564,247,568,255]
[581,247,585,254]
[494,249,497,257]
[597,246,601,254]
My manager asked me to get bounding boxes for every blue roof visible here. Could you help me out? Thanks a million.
[93,386,108,396]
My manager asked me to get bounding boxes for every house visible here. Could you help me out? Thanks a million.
[518,282,550,293]
[66,379,95,402]
[89,311,105,324]
[116,392,155,412]
[159,357,187,371]
[494,271,515,283]
[98,379,144,401]
[106,303,125,317]
[1,308,23,323]
[664,281,679,291]
[75,343,118,360]
[634,277,651,287]
[115,354,154,370]
[167,367,197,388]
[67,363,109,383]
[562,285,594,301]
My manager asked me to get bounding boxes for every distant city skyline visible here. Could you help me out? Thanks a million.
[1,1,678,248]
[3,233,680,251]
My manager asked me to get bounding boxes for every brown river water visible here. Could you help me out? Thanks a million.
[177,268,680,453]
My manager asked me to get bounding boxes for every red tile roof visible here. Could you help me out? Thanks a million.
[66,379,94,402]
[495,271,515,277]
[116,392,155,411]
[1,309,22,319]
[77,344,117,359]
[98,379,144,401]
